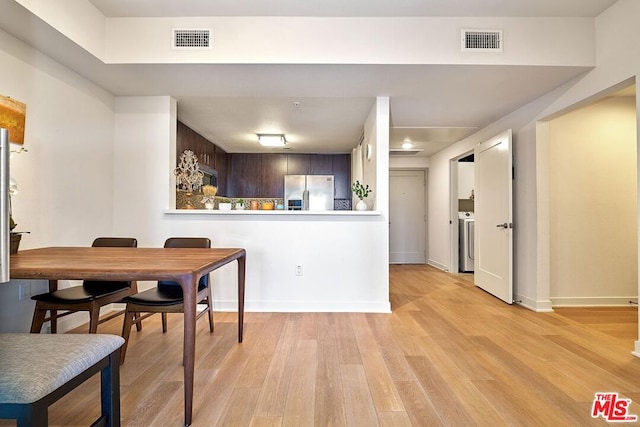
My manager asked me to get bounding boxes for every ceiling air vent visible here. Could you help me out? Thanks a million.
[462,29,502,52]
[173,29,211,49]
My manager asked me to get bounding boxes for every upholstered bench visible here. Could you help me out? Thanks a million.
[0,333,124,427]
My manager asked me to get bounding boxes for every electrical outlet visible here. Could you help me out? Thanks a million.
[295,264,303,276]
[18,283,30,301]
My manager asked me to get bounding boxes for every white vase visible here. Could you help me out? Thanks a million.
[356,199,367,211]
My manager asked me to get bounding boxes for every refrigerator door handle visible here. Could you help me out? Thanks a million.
[302,189,309,210]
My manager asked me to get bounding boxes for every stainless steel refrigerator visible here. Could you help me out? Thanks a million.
[284,175,334,211]
[1,129,10,282]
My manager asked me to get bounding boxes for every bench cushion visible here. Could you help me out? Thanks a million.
[0,333,124,404]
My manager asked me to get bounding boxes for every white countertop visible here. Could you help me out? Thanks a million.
[164,209,381,216]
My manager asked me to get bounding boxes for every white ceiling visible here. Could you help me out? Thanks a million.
[3,0,619,157]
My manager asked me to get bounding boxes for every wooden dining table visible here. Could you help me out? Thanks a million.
[10,246,246,426]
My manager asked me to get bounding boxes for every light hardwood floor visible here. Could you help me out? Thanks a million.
[3,264,640,426]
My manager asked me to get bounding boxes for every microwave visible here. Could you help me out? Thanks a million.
[200,165,218,187]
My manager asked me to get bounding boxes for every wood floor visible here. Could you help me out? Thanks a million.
[3,264,640,426]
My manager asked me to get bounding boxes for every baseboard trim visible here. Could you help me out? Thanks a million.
[427,259,448,272]
[216,300,392,313]
[515,294,553,312]
[551,296,638,307]
[633,341,640,359]
[106,300,392,320]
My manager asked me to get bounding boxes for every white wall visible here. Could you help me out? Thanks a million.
[389,156,429,170]
[0,27,115,331]
[13,3,597,68]
[15,0,107,57]
[549,96,637,306]
[458,162,474,201]
[102,17,595,66]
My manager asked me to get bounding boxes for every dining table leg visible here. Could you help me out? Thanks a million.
[181,275,198,427]
[237,255,246,343]
[48,279,58,333]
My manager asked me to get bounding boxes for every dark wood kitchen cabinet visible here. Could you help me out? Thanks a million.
[226,153,349,199]
[214,146,229,195]
[227,153,287,198]
[332,155,351,199]
[286,154,311,175]
[309,155,333,175]
[176,121,229,194]
[176,121,216,170]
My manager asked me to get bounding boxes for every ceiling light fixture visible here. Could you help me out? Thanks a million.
[402,140,413,150]
[257,134,286,147]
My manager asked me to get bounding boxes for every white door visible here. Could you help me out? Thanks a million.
[474,130,513,303]
[389,170,426,264]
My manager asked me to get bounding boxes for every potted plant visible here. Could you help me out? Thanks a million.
[235,198,245,210]
[351,180,371,211]
[217,197,232,210]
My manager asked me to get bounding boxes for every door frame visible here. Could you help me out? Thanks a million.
[449,150,474,273]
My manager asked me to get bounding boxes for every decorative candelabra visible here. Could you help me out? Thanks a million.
[174,150,204,209]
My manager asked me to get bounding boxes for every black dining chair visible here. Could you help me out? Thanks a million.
[119,237,214,363]
[30,237,139,334]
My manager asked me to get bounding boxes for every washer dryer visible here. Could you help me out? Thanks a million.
[458,212,474,272]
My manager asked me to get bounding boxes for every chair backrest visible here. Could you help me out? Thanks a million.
[83,237,138,292]
[159,237,211,288]
[92,237,138,248]
[164,237,210,249]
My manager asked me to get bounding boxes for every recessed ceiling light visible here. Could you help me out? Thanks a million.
[257,134,286,147]
[402,140,413,149]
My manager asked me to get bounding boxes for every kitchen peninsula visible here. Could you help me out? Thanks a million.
[115,97,391,319]
[170,121,387,314]
[164,200,386,315]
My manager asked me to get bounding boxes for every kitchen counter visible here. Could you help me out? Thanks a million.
[165,209,380,216]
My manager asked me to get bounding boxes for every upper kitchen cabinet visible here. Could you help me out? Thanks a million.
[226,153,350,199]
[286,154,311,175]
[309,155,333,175]
[214,145,229,195]
[176,121,215,169]
[227,153,287,198]
[332,155,351,200]
[176,121,229,194]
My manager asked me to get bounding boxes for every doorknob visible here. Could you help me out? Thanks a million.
[496,223,508,229]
